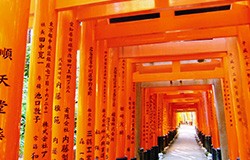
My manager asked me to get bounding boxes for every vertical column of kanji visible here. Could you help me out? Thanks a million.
[151,94,157,146]
[237,25,250,131]
[167,101,171,132]
[221,77,238,159]
[94,40,108,160]
[23,0,57,159]
[0,0,30,159]
[148,94,154,148]
[172,107,176,129]
[51,10,78,160]
[76,20,96,160]
[130,79,136,158]
[169,103,174,130]
[157,94,163,137]
[125,61,133,159]
[116,58,127,159]
[144,88,150,150]
[206,91,213,136]
[105,48,119,160]
[140,88,146,150]
[226,37,250,159]
[162,96,168,135]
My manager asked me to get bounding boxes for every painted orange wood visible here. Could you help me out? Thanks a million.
[94,40,108,160]
[51,10,78,160]
[23,0,57,159]
[76,21,97,160]
[0,0,30,159]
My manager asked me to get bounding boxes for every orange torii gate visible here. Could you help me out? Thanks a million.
[1,0,250,160]
[138,85,221,158]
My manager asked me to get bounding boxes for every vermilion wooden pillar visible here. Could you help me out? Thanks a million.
[144,88,151,150]
[140,88,146,149]
[0,0,30,159]
[125,61,133,159]
[237,25,250,131]
[51,10,78,160]
[150,94,157,146]
[157,94,163,137]
[162,97,168,136]
[105,48,119,160]
[220,78,238,158]
[130,73,136,158]
[196,101,203,132]
[94,40,108,160]
[202,92,211,135]
[23,0,57,159]
[199,96,209,135]
[226,37,250,159]
[116,58,127,159]
[76,21,96,160]
[207,90,220,149]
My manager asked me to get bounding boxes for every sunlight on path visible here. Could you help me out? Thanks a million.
[163,125,207,160]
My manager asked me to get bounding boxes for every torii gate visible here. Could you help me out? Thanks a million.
[1,0,250,160]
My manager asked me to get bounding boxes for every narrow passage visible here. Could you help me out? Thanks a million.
[163,125,207,160]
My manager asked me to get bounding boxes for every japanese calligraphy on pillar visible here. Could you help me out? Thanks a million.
[126,96,132,153]
[0,48,12,60]
[100,51,108,159]
[228,52,247,125]
[0,1,30,159]
[150,94,157,146]
[116,59,127,158]
[130,82,136,157]
[240,40,250,91]
[23,0,57,158]
[52,11,77,160]
[76,21,96,160]
[105,49,119,160]
[163,97,168,135]
[222,80,234,127]
[56,10,78,160]
[226,36,250,158]
[140,88,146,149]
[144,89,150,149]
[157,94,163,137]
[94,40,108,160]
[31,22,47,160]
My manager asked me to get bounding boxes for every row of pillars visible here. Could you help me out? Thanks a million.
[139,87,221,157]
[0,0,138,159]
[2,0,250,160]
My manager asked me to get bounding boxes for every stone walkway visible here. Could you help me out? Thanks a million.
[163,125,207,160]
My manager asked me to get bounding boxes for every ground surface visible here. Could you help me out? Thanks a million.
[163,125,207,160]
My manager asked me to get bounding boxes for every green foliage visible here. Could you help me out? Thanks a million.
[19,44,31,157]
[18,45,80,156]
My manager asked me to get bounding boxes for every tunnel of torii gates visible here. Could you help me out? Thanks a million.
[2,0,250,160]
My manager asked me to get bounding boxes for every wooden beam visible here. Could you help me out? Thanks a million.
[56,0,131,11]
[150,85,212,92]
[108,26,237,47]
[76,0,244,21]
[133,67,225,82]
[170,102,200,106]
[128,52,226,63]
[136,60,222,73]
[120,38,227,58]
[96,4,249,39]
[164,93,201,99]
